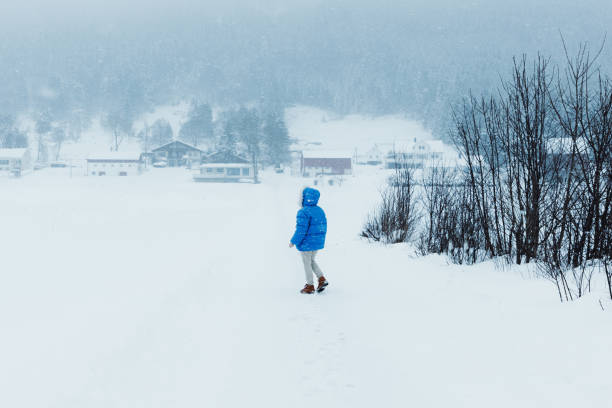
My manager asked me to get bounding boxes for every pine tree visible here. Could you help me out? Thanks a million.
[35,110,53,160]
[0,115,27,148]
[235,107,262,183]
[262,111,290,167]
[219,113,238,154]
[102,108,133,151]
[150,119,173,148]
[179,102,213,147]
[0,115,16,147]
[51,126,66,161]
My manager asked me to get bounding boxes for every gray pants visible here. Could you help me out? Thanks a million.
[301,251,324,285]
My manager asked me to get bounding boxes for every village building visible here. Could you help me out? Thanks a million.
[86,153,143,176]
[193,151,254,182]
[385,140,447,169]
[289,150,303,176]
[301,151,353,177]
[360,145,384,165]
[0,148,31,176]
[150,140,206,167]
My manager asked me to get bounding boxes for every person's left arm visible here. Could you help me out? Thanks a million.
[289,209,309,248]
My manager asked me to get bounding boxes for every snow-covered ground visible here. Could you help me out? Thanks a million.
[1,167,610,408]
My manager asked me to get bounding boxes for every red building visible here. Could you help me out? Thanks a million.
[301,151,352,177]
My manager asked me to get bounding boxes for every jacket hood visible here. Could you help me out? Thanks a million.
[302,187,320,207]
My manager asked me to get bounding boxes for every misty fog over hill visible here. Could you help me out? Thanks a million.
[1,0,611,137]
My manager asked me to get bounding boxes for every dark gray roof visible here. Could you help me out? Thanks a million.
[203,151,249,164]
[152,140,205,153]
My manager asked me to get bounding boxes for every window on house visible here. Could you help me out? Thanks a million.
[206,168,213,173]
[0,160,10,165]
[99,172,106,176]
[242,168,250,176]
[227,168,240,176]
[216,168,224,174]
[119,172,127,176]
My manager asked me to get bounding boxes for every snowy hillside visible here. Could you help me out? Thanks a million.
[286,106,433,153]
[40,105,437,164]
[1,167,610,408]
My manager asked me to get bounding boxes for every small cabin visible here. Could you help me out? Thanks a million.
[0,148,31,176]
[193,151,254,182]
[87,153,142,176]
[385,140,446,169]
[364,145,384,165]
[301,151,352,177]
[151,140,206,167]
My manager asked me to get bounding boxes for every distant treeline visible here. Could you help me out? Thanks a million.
[137,104,291,182]
[0,1,611,139]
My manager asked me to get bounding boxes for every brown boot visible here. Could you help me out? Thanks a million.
[317,276,329,292]
[300,284,315,294]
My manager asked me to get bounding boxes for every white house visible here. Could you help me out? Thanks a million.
[195,163,253,182]
[149,140,207,168]
[193,151,254,182]
[86,153,143,176]
[385,139,454,169]
[0,148,31,176]
[356,145,384,165]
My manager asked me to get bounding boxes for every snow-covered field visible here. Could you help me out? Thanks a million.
[1,167,610,408]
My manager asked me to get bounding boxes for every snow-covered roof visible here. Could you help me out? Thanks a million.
[382,139,460,162]
[423,140,450,153]
[0,148,28,159]
[152,140,205,153]
[203,151,249,164]
[200,163,251,168]
[546,137,588,154]
[87,152,141,161]
[302,150,353,159]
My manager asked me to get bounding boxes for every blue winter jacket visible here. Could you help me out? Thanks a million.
[290,188,327,252]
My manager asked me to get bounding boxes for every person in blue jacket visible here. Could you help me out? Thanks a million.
[289,187,329,294]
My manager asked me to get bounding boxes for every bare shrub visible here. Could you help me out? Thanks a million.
[537,256,596,302]
[447,42,612,299]
[416,163,486,264]
[361,164,420,244]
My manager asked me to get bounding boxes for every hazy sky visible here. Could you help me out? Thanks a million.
[0,0,329,24]
[2,0,610,27]
[0,1,515,25]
